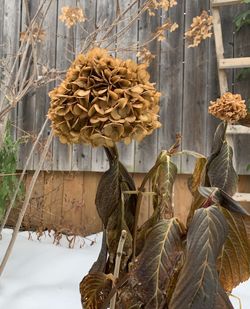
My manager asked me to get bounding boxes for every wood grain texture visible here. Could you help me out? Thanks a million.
[134,0,161,172]
[181,0,210,173]
[158,1,185,170]
[7,172,250,235]
[232,3,250,175]
[116,0,137,172]
[0,1,249,174]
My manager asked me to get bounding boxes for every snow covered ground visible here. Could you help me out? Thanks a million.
[0,229,249,309]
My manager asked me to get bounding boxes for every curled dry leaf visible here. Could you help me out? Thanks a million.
[79,272,114,309]
[218,208,250,292]
[169,206,233,309]
[48,48,161,147]
[118,219,184,308]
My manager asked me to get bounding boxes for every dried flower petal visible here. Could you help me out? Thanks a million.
[48,48,161,147]
[209,92,247,123]
[185,11,213,48]
[59,6,86,28]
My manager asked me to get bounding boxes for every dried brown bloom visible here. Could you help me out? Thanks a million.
[48,48,161,147]
[59,6,86,28]
[137,48,155,64]
[20,26,46,42]
[148,0,177,15]
[209,92,247,123]
[185,10,213,48]
[156,21,179,41]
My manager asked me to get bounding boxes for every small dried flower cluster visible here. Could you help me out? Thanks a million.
[20,26,46,42]
[148,0,177,16]
[185,10,213,48]
[156,20,179,41]
[209,92,247,123]
[48,48,161,147]
[136,48,155,64]
[59,6,86,28]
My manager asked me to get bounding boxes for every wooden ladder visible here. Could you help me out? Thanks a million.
[211,0,250,202]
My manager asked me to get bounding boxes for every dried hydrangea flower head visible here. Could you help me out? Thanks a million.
[185,10,213,48]
[148,0,177,16]
[48,48,161,147]
[209,92,247,123]
[59,6,86,28]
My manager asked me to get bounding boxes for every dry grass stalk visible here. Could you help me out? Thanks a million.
[0,131,53,277]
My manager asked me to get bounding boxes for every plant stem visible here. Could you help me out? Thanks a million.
[0,131,53,277]
[110,229,127,309]
[132,160,162,263]
[0,118,48,238]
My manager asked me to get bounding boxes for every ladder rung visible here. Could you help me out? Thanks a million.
[233,193,250,203]
[227,125,250,135]
[219,57,250,69]
[212,0,244,7]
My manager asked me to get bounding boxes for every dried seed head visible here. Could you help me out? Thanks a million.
[59,6,86,28]
[48,48,161,147]
[209,92,247,123]
[185,10,213,48]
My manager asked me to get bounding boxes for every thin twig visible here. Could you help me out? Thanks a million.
[0,131,53,277]
[110,229,127,309]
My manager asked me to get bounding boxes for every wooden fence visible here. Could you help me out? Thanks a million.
[1,0,250,174]
[8,172,250,236]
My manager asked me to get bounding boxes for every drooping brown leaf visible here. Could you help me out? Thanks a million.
[89,232,107,274]
[152,151,177,219]
[188,157,207,195]
[218,208,250,292]
[207,141,238,196]
[169,206,233,309]
[79,272,113,309]
[186,157,207,226]
[199,186,249,216]
[95,147,120,227]
[119,219,184,308]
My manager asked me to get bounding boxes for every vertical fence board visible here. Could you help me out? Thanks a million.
[158,2,185,170]
[2,0,21,163]
[70,0,96,172]
[91,0,117,172]
[181,0,210,173]
[116,0,138,172]
[232,3,250,175]
[53,0,76,171]
[134,1,161,172]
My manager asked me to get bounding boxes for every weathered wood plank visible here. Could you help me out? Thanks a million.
[134,0,161,172]
[181,0,210,173]
[219,57,250,69]
[53,0,77,171]
[91,0,117,172]
[115,0,138,172]
[232,3,250,175]
[2,0,22,164]
[212,0,243,7]
[71,0,95,172]
[158,1,185,171]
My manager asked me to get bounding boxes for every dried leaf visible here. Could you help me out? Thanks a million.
[218,208,250,292]
[169,206,233,309]
[119,219,184,308]
[207,141,238,196]
[152,151,177,219]
[79,272,113,309]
